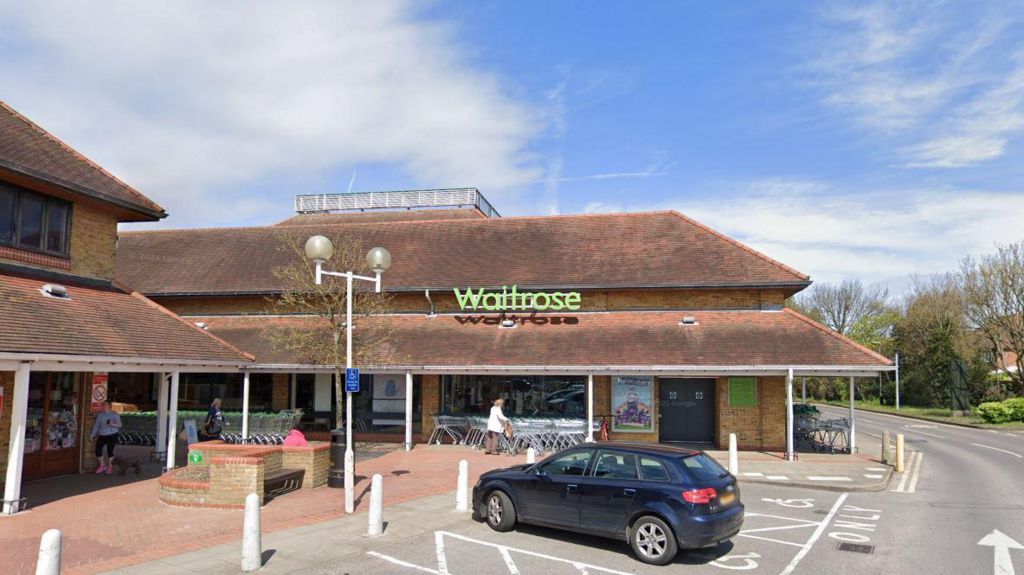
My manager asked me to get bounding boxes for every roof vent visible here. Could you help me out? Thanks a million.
[679,316,698,326]
[500,318,517,329]
[194,321,209,330]
[40,283,70,300]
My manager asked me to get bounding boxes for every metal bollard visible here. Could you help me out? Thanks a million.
[728,433,739,476]
[895,433,905,473]
[882,431,891,464]
[368,474,384,536]
[35,529,61,575]
[241,493,262,572]
[526,447,536,464]
[456,459,470,512]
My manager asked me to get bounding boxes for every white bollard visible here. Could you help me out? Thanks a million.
[35,529,61,575]
[456,459,470,513]
[882,431,891,464]
[526,447,536,464]
[728,433,739,476]
[368,473,384,536]
[895,434,905,473]
[241,493,262,572]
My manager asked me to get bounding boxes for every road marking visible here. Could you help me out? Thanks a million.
[1006,433,1019,437]
[907,452,924,493]
[779,493,849,575]
[766,475,789,480]
[367,551,441,574]
[989,430,1000,434]
[498,546,520,575]
[902,426,945,439]
[439,531,634,575]
[807,476,853,482]
[866,467,887,471]
[434,531,450,575]
[978,529,1024,575]
[971,443,1024,459]
[742,472,764,477]
[746,512,820,523]
[737,533,807,548]
[864,474,883,479]
[891,451,918,493]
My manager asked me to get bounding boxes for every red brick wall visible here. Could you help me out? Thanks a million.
[272,373,290,411]
[421,374,441,438]
[716,376,786,450]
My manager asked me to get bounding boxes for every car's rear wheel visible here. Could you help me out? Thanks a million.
[629,515,678,566]
[485,490,516,532]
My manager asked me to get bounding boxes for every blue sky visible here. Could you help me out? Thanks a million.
[1,1,1023,288]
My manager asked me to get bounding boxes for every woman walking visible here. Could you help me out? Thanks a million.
[485,398,508,455]
[90,401,121,474]
[203,397,227,441]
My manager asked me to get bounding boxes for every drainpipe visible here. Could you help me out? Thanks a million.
[424,290,436,317]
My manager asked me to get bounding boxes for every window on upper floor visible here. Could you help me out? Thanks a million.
[0,182,72,257]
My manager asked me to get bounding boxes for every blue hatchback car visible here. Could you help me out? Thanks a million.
[472,442,743,566]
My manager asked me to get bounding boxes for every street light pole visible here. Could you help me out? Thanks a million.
[305,236,392,515]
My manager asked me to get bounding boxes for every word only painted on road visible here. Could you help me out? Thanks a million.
[828,504,882,545]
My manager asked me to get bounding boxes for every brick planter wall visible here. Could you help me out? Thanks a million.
[158,440,330,508]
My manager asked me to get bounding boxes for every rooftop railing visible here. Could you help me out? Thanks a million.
[294,188,500,217]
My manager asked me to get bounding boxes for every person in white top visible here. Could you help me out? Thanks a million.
[486,398,508,455]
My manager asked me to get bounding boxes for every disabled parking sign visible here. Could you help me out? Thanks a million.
[345,368,360,392]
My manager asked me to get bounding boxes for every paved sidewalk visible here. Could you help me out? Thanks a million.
[704,431,893,491]
[103,491,469,574]
[0,446,528,575]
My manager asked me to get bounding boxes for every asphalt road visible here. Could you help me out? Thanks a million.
[327,407,1024,575]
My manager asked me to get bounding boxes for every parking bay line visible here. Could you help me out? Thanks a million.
[806,476,853,482]
[779,493,849,575]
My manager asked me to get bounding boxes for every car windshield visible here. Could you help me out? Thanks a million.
[679,453,728,482]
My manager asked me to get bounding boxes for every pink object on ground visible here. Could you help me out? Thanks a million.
[105,467,113,475]
[94,466,106,474]
[282,429,308,447]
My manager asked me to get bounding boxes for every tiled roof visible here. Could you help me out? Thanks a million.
[189,309,890,368]
[275,207,489,226]
[0,101,165,220]
[0,268,251,363]
[116,211,810,295]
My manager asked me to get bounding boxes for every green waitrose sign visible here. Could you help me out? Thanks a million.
[454,285,582,312]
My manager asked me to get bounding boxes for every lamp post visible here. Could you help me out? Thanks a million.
[305,235,391,514]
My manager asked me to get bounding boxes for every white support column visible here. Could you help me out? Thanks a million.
[785,368,794,462]
[3,362,31,514]
[895,352,901,410]
[155,372,169,463]
[586,374,595,442]
[241,371,251,442]
[166,371,181,469]
[289,373,297,410]
[404,371,413,451]
[849,376,856,453]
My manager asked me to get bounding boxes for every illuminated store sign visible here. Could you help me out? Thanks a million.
[454,285,582,312]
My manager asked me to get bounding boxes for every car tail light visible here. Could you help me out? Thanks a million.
[682,487,717,504]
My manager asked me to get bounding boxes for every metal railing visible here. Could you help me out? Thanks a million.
[294,188,500,217]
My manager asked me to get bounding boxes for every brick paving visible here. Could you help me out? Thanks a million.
[0,445,528,575]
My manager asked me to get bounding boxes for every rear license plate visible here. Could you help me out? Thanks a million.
[719,492,736,506]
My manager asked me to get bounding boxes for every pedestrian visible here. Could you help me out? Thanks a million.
[90,401,121,475]
[203,397,227,440]
[282,424,308,447]
[486,398,509,455]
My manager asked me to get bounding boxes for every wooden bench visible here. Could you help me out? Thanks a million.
[264,468,305,498]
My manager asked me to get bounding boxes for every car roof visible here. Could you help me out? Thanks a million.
[580,442,702,457]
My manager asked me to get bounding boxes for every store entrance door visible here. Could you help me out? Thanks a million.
[23,372,84,479]
[658,378,715,443]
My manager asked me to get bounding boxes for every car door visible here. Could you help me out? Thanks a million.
[518,449,593,527]
[577,449,641,534]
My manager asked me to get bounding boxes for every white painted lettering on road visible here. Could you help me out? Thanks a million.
[761,497,815,508]
[828,505,882,546]
[779,493,849,575]
[710,552,761,570]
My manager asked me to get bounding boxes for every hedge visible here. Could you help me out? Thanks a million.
[977,399,1024,423]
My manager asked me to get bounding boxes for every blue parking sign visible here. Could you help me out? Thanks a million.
[345,368,360,392]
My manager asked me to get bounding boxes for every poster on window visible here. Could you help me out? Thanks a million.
[372,374,405,425]
[90,372,109,413]
[611,376,654,433]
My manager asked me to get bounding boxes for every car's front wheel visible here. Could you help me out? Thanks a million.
[484,490,517,532]
[629,515,678,566]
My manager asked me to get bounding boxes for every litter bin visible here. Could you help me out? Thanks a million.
[328,428,347,488]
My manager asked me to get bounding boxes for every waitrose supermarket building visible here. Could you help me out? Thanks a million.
[113,188,893,455]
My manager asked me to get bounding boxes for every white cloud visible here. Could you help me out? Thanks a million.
[0,1,542,226]
[810,2,1024,167]
[598,178,1024,289]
